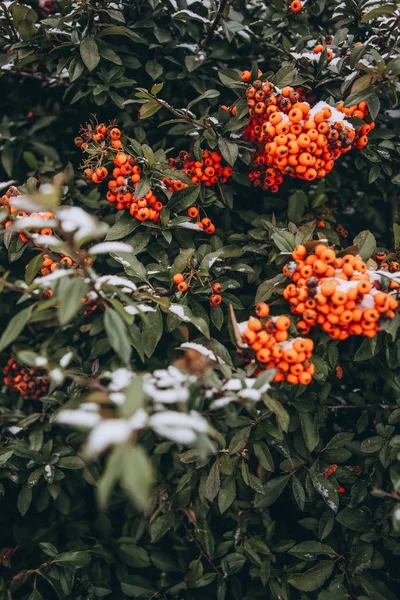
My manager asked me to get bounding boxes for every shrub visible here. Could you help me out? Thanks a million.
[0,1,400,599]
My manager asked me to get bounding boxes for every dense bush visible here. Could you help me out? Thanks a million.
[1,1,400,599]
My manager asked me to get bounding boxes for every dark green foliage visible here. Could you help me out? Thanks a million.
[0,1,400,599]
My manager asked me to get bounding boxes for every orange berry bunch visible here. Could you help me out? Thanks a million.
[242,70,375,191]
[375,253,400,289]
[283,243,398,340]
[173,272,189,293]
[75,122,123,153]
[210,282,223,306]
[84,152,164,223]
[241,302,315,385]
[41,253,76,276]
[1,186,55,243]
[166,150,233,189]
[313,44,333,61]
[4,358,49,400]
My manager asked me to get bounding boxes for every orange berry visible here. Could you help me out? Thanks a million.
[210,294,222,307]
[275,316,291,331]
[177,281,188,292]
[255,302,270,317]
[173,273,185,284]
[290,0,302,12]
[212,282,222,293]
[110,127,121,140]
[188,207,199,219]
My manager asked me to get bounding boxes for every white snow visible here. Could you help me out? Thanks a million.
[57,206,108,241]
[34,357,48,367]
[104,368,134,391]
[59,351,73,368]
[94,275,137,293]
[49,368,64,385]
[180,342,219,361]
[149,410,208,444]
[169,304,191,321]
[89,242,132,255]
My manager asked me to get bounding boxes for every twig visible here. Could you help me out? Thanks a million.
[372,488,400,501]
[0,277,24,293]
[201,0,230,51]
[148,93,210,130]
[2,69,68,88]
[181,520,222,575]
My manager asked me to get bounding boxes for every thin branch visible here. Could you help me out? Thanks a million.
[372,488,400,501]
[201,0,230,51]
[148,93,210,130]
[0,277,25,293]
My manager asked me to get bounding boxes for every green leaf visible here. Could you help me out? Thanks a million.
[17,484,32,516]
[98,47,122,65]
[55,551,91,568]
[187,90,220,110]
[150,513,174,543]
[353,230,376,260]
[167,185,201,214]
[104,308,132,363]
[311,473,339,513]
[254,441,274,472]
[255,274,285,304]
[218,476,236,514]
[336,507,369,531]
[289,541,337,560]
[361,4,397,22]
[0,305,33,352]
[254,475,290,508]
[57,456,85,469]
[205,461,220,502]
[111,252,148,281]
[25,253,44,284]
[120,446,153,510]
[142,307,163,357]
[272,65,297,88]
[263,396,290,433]
[57,277,89,325]
[97,447,124,509]
[145,59,162,80]
[288,560,335,592]
[229,426,251,454]
[139,100,162,120]
[1,143,14,177]
[292,476,305,511]
[394,223,400,249]
[39,542,58,557]
[300,413,319,452]
[218,138,238,166]
[80,36,100,71]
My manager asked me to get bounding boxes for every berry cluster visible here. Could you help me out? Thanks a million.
[79,124,230,231]
[173,274,223,306]
[75,122,123,152]
[4,358,49,400]
[241,302,315,385]
[166,150,232,188]
[283,244,398,339]
[41,253,76,276]
[313,44,333,61]
[78,123,165,223]
[242,71,374,191]
[1,186,55,243]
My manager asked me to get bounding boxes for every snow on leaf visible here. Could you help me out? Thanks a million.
[89,242,132,255]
